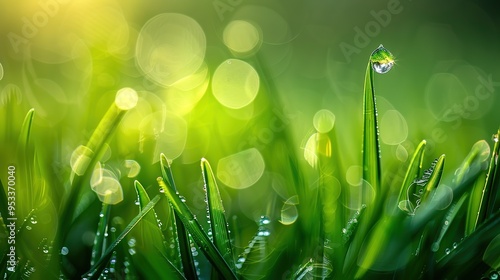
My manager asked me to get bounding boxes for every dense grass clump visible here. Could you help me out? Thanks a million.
[0,44,499,280]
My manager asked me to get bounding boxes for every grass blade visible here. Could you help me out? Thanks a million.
[463,140,492,235]
[201,158,236,271]
[397,140,426,211]
[91,203,111,266]
[83,195,175,279]
[483,130,500,221]
[160,154,198,279]
[158,177,238,280]
[132,180,181,279]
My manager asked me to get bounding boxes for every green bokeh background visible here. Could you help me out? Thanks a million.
[0,0,499,277]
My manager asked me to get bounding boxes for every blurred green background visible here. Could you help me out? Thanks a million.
[0,0,499,276]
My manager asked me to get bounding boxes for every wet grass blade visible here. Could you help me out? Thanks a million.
[84,194,169,279]
[160,154,198,279]
[201,158,236,271]
[483,130,500,221]
[361,61,381,199]
[16,109,35,219]
[158,177,238,280]
[435,209,500,278]
[132,181,181,279]
[91,203,111,266]
[397,140,426,211]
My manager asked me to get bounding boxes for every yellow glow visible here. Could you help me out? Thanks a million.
[115,87,138,110]
[223,20,261,54]
[212,59,260,109]
[70,145,94,176]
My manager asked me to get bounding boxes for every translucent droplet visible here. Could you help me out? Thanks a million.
[61,247,69,256]
[115,88,138,110]
[26,225,32,231]
[128,248,136,255]
[134,200,140,206]
[342,228,347,234]
[370,44,395,74]
[452,242,458,249]
[179,196,187,203]
[42,245,49,254]
[493,134,499,143]
[30,215,38,224]
[259,216,271,225]
[445,248,450,255]
[489,271,499,280]
[128,238,136,247]
[159,187,165,193]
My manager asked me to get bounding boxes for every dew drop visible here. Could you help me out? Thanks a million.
[128,238,136,247]
[493,134,499,143]
[26,225,32,231]
[30,215,38,224]
[489,271,499,280]
[342,228,347,234]
[61,247,69,256]
[128,248,136,255]
[42,245,49,254]
[445,248,450,255]
[452,242,458,249]
[134,200,140,206]
[179,195,187,203]
[159,187,165,193]
[370,44,395,74]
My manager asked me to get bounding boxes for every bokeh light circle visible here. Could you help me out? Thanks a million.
[223,20,262,54]
[217,148,265,189]
[115,87,138,110]
[380,110,408,145]
[212,59,260,109]
[136,13,206,87]
[313,109,336,133]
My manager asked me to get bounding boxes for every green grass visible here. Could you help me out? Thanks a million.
[0,45,499,280]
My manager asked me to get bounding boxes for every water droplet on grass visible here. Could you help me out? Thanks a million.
[30,215,38,224]
[445,248,450,254]
[61,247,69,255]
[370,44,395,74]
[493,134,499,143]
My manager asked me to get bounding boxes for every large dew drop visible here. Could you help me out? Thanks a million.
[370,44,395,74]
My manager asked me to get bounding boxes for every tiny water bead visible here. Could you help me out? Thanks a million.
[115,87,138,110]
[30,215,38,224]
[370,44,395,74]
[493,133,499,143]
[61,247,69,256]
